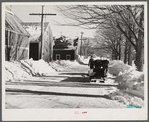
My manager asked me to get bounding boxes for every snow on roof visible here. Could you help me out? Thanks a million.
[54,35,79,41]
[22,22,49,32]
[22,22,50,41]
[5,10,30,37]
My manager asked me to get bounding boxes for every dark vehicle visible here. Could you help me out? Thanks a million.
[89,59,109,83]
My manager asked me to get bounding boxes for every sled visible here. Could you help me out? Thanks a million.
[90,78,105,83]
[89,59,109,84]
[90,78,118,86]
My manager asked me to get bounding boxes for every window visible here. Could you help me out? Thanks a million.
[56,54,60,60]
[66,54,71,60]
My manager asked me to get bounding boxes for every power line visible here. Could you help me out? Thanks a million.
[29,5,56,59]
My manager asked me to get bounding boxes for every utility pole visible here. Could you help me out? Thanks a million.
[80,32,84,56]
[30,5,56,59]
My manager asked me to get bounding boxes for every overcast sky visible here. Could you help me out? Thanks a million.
[6,5,95,38]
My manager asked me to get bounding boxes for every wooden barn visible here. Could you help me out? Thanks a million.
[53,36,78,60]
[22,22,53,62]
[5,10,30,61]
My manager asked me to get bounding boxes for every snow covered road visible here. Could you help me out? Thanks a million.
[5,64,128,109]
[5,60,144,109]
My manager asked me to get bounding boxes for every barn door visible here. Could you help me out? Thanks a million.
[29,42,39,60]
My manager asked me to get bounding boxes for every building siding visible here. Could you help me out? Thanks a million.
[5,11,30,61]
[22,22,53,62]
[53,50,75,60]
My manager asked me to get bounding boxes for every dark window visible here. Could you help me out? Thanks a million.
[56,54,60,60]
[66,54,71,60]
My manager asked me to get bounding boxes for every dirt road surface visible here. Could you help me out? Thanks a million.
[5,64,127,108]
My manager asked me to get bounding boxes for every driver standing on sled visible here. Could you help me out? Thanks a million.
[88,55,94,69]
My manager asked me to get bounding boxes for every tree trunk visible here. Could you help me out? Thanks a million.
[116,40,119,60]
[128,43,132,65]
[135,46,143,71]
[135,11,144,71]
[118,39,121,60]
[124,41,128,64]
[112,50,115,60]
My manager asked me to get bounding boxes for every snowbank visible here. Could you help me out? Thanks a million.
[115,67,144,99]
[54,60,81,67]
[115,70,144,89]
[108,60,144,92]
[77,55,110,65]
[49,61,65,71]
[108,90,144,107]
[107,60,144,106]
[76,56,89,65]
[108,60,136,76]
[49,60,83,71]
[30,59,58,76]
[5,61,32,81]
[5,59,58,81]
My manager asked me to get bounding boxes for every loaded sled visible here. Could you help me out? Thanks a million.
[89,59,109,83]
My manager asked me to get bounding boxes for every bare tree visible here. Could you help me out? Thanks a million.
[94,27,125,60]
[56,5,144,71]
[81,38,92,57]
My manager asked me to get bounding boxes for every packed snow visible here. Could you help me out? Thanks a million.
[76,55,90,65]
[5,57,144,107]
[108,60,136,76]
[5,59,58,81]
[49,60,83,71]
[108,60,144,94]
[106,60,144,107]
[108,90,144,107]
[5,61,32,81]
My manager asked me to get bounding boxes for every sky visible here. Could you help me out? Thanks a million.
[6,5,95,38]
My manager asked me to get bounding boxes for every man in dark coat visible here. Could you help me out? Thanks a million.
[88,56,94,69]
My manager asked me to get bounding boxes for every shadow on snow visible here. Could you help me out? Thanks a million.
[6,88,110,99]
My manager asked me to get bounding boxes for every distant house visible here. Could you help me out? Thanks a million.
[22,22,53,62]
[53,36,79,60]
[5,10,30,61]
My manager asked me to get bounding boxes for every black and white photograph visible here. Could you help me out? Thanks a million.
[2,2,148,121]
